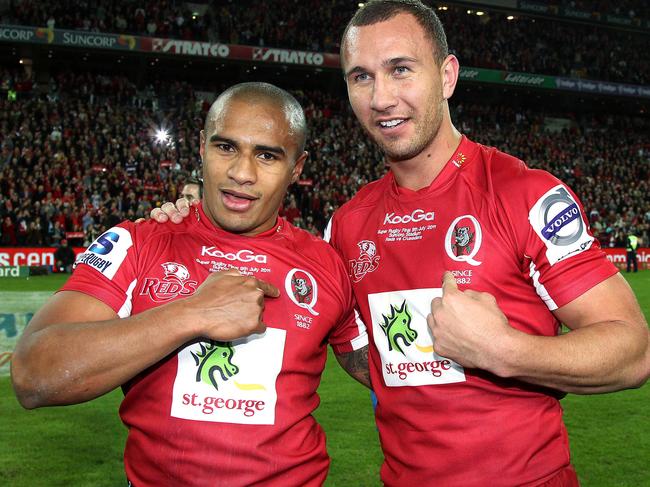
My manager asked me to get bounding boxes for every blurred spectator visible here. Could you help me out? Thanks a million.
[53,238,75,273]
[180,178,202,203]
[0,67,646,250]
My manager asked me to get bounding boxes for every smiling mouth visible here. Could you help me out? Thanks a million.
[377,119,407,129]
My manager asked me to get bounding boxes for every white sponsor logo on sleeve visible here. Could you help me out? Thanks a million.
[528,185,593,265]
[75,227,133,279]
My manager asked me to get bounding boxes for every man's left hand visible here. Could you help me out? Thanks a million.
[427,271,515,373]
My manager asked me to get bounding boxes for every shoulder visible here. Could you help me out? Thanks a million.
[471,140,564,202]
[284,222,342,265]
[335,175,389,220]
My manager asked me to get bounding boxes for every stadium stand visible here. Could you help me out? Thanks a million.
[0,2,648,249]
[0,65,647,248]
[2,2,649,84]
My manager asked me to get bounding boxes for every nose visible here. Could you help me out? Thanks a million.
[370,76,398,112]
[227,154,256,185]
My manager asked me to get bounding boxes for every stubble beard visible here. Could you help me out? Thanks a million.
[369,103,444,163]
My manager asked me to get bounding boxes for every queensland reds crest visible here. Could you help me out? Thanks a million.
[140,262,199,302]
[444,216,482,266]
[349,240,381,282]
[285,268,319,316]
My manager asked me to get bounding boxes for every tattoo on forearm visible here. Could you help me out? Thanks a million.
[336,345,371,389]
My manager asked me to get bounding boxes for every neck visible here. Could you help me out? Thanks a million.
[389,120,462,192]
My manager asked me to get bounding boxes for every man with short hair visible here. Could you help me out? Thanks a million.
[326,1,649,485]
[180,177,202,203]
[12,82,369,486]
[150,2,649,484]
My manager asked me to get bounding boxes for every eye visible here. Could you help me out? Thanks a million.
[215,143,234,152]
[353,72,370,83]
[258,152,278,162]
[394,66,410,76]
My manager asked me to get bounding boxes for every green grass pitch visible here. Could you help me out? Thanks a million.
[0,272,648,486]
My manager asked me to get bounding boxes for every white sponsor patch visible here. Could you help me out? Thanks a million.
[528,184,593,265]
[171,328,286,425]
[368,289,465,387]
[75,227,133,280]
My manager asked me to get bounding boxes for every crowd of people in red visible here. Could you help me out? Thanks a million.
[0,66,648,249]
[2,1,648,84]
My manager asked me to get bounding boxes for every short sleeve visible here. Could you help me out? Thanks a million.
[509,169,618,310]
[60,223,139,316]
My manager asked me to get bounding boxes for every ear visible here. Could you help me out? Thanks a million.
[199,130,206,161]
[290,151,308,183]
[440,54,460,101]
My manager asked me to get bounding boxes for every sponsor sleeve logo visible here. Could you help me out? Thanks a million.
[529,184,594,265]
[285,268,319,316]
[444,215,482,266]
[75,227,132,280]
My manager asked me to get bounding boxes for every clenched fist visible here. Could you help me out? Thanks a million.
[177,268,280,341]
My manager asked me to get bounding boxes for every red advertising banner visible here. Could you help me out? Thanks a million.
[602,247,649,270]
[0,247,85,267]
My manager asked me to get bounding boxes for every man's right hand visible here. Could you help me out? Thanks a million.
[151,198,197,224]
[180,269,281,341]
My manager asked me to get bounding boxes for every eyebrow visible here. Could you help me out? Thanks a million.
[208,134,286,157]
[345,56,418,79]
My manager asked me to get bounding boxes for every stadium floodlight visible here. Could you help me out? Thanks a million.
[154,127,170,145]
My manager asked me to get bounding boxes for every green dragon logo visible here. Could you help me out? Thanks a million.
[191,341,239,390]
[379,300,418,355]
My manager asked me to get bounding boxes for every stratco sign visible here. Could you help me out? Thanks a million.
[152,39,230,58]
[252,48,324,66]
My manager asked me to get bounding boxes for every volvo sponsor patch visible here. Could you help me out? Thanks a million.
[529,185,593,265]
[75,227,132,279]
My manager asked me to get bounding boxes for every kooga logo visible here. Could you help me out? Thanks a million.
[384,209,435,225]
[201,247,267,263]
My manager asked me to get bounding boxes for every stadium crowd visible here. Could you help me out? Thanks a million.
[0,67,647,251]
[2,1,649,85]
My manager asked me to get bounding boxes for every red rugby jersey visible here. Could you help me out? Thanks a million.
[63,203,367,486]
[327,136,617,486]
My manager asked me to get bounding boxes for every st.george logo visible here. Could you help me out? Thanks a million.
[349,240,381,282]
[191,341,239,390]
[379,300,418,355]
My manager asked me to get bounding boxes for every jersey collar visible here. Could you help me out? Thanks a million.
[388,135,478,201]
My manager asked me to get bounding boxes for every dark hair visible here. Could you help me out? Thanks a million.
[205,82,307,156]
[341,0,449,65]
[184,177,203,198]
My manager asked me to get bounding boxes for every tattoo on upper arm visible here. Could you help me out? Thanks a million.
[336,345,371,389]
